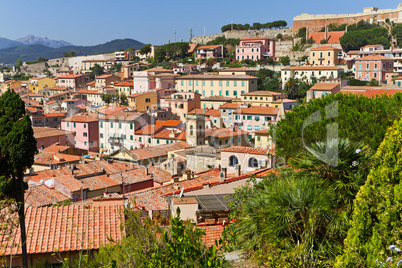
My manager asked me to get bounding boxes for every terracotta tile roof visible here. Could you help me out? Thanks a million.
[233,106,278,115]
[96,74,115,79]
[42,143,70,153]
[56,74,87,79]
[45,100,57,104]
[34,151,81,165]
[102,110,145,121]
[114,81,133,87]
[128,141,191,161]
[219,67,257,72]
[356,55,393,60]
[80,175,121,191]
[25,184,70,207]
[339,88,402,98]
[188,43,198,53]
[33,127,74,140]
[141,67,172,73]
[219,103,241,109]
[44,113,66,118]
[128,92,156,98]
[189,108,206,115]
[205,128,249,138]
[62,113,99,123]
[241,37,269,40]
[282,66,343,70]
[152,129,186,140]
[0,205,124,255]
[197,45,221,50]
[253,129,270,134]
[134,124,164,135]
[241,90,283,96]
[97,106,127,115]
[201,96,235,101]
[205,108,220,117]
[308,31,345,44]
[362,44,383,48]
[152,73,180,78]
[310,83,340,91]
[310,46,341,51]
[220,146,269,155]
[146,166,172,184]
[178,74,258,80]
[155,120,182,128]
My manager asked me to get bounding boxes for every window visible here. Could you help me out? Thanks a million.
[84,124,86,128]
[234,81,237,86]
[196,81,198,86]
[90,141,93,146]
[67,122,69,127]
[157,139,160,144]
[255,116,260,121]
[148,138,151,143]
[219,90,222,96]
[83,132,87,137]
[84,141,87,146]
[202,81,205,86]
[100,133,103,138]
[124,135,126,139]
[211,90,213,95]
[254,126,260,130]
[111,122,113,128]
[189,81,192,86]
[374,73,377,78]
[257,136,261,141]
[181,80,184,86]
[328,52,331,56]
[313,52,315,57]
[248,157,259,168]
[130,123,133,130]
[247,125,252,130]
[130,135,133,141]
[226,90,229,96]
[219,81,222,86]
[229,156,239,167]
[359,63,362,69]
[73,122,76,128]
[247,115,252,120]
[210,81,213,86]
[233,91,237,96]
[119,123,122,129]
[241,81,245,86]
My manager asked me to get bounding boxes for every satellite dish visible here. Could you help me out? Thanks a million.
[179,187,184,198]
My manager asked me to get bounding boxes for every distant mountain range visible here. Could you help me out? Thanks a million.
[16,35,73,48]
[0,38,145,65]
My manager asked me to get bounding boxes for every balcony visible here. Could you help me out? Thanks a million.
[108,137,122,145]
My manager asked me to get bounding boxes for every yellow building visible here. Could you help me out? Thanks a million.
[310,46,342,66]
[113,81,134,96]
[128,91,158,111]
[81,59,115,73]
[254,129,272,149]
[200,96,238,109]
[29,77,56,93]
[240,91,285,106]
[176,73,258,98]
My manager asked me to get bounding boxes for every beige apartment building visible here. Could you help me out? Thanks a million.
[176,74,258,98]
[310,46,342,65]
[128,91,158,112]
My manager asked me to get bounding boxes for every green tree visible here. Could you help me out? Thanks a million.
[139,44,152,55]
[119,92,128,106]
[113,63,122,72]
[336,118,402,267]
[272,93,402,160]
[283,77,299,99]
[280,56,290,66]
[0,89,37,268]
[391,23,402,47]
[101,93,118,105]
[15,58,22,67]
[367,78,379,86]
[91,64,105,78]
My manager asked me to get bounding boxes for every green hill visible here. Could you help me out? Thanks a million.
[0,38,144,65]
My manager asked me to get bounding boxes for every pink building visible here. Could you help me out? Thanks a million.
[56,74,89,90]
[220,146,273,174]
[33,127,75,150]
[355,55,394,84]
[236,37,275,61]
[233,105,278,132]
[61,114,99,152]
[133,67,179,93]
[195,45,224,60]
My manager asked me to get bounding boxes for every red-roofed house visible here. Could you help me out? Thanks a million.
[204,127,250,148]
[308,31,345,44]
[220,146,273,173]
[236,37,275,61]
[56,74,89,90]
[195,45,224,60]
[0,205,124,267]
[163,92,201,122]
[355,55,394,84]
[134,124,165,148]
[234,105,278,132]
[281,66,344,87]
[61,114,99,151]
[128,91,158,111]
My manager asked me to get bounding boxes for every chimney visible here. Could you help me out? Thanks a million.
[235,164,241,176]
[221,167,227,179]
[145,166,149,175]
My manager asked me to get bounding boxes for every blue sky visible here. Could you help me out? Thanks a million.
[0,0,399,46]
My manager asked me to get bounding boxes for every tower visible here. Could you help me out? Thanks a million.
[186,110,205,147]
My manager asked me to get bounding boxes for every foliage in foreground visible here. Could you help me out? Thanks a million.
[336,118,402,267]
[63,208,225,268]
[224,137,370,267]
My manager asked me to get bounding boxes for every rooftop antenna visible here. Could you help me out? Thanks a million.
[189,25,193,42]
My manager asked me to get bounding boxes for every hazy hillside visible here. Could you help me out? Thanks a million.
[0,37,24,50]
[0,38,144,65]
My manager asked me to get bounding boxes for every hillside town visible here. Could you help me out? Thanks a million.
[3,3,402,267]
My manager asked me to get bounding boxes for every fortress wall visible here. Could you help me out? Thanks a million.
[292,8,401,33]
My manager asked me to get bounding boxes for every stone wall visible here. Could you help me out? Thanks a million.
[191,28,292,44]
[292,5,402,33]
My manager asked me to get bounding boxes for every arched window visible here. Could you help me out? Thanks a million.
[190,125,194,135]
[229,156,239,167]
[249,157,259,168]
